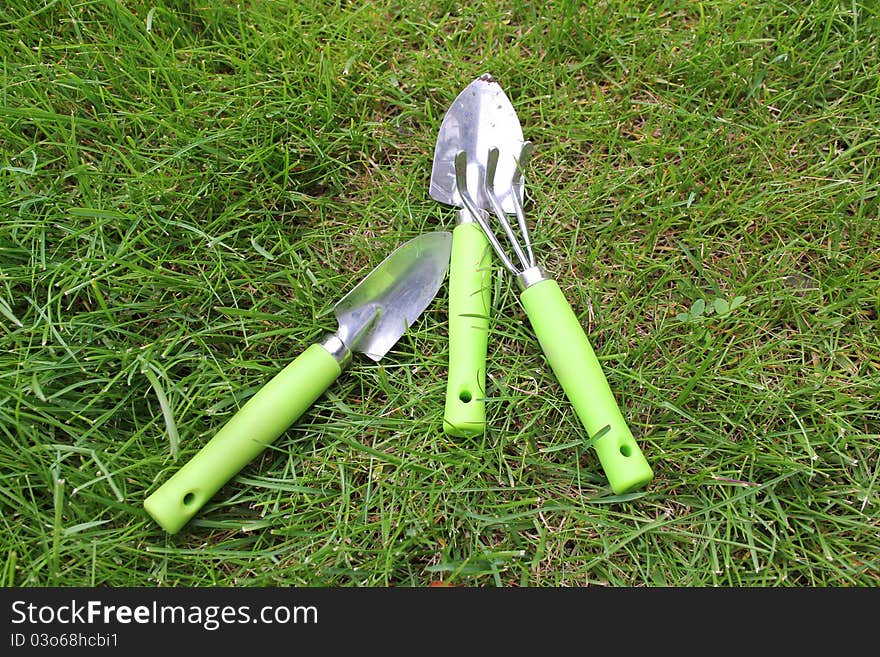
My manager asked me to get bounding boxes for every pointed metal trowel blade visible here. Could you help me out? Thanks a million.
[430,73,525,213]
[333,231,452,362]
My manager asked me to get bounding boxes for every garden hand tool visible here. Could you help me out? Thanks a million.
[430,73,524,438]
[144,231,452,533]
[454,136,653,494]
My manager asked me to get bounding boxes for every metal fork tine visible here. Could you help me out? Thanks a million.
[454,151,518,274]
[510,141,536,269]
[485,148,530,272]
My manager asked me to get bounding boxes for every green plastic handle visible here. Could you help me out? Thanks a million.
[444,222,492,438]
[144,342,342,533]
[519,279,653,494]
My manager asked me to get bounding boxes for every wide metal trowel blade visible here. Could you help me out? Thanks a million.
[430,73,525,213]
[334,231,452,362]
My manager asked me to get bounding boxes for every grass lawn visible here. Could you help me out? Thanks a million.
[1,0,877,586]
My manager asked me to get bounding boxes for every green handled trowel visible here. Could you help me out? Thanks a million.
[144,231,452,534]
[430,74,525,438]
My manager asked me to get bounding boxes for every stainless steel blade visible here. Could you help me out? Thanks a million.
[430,73,525,213]
[334,231,452,361]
